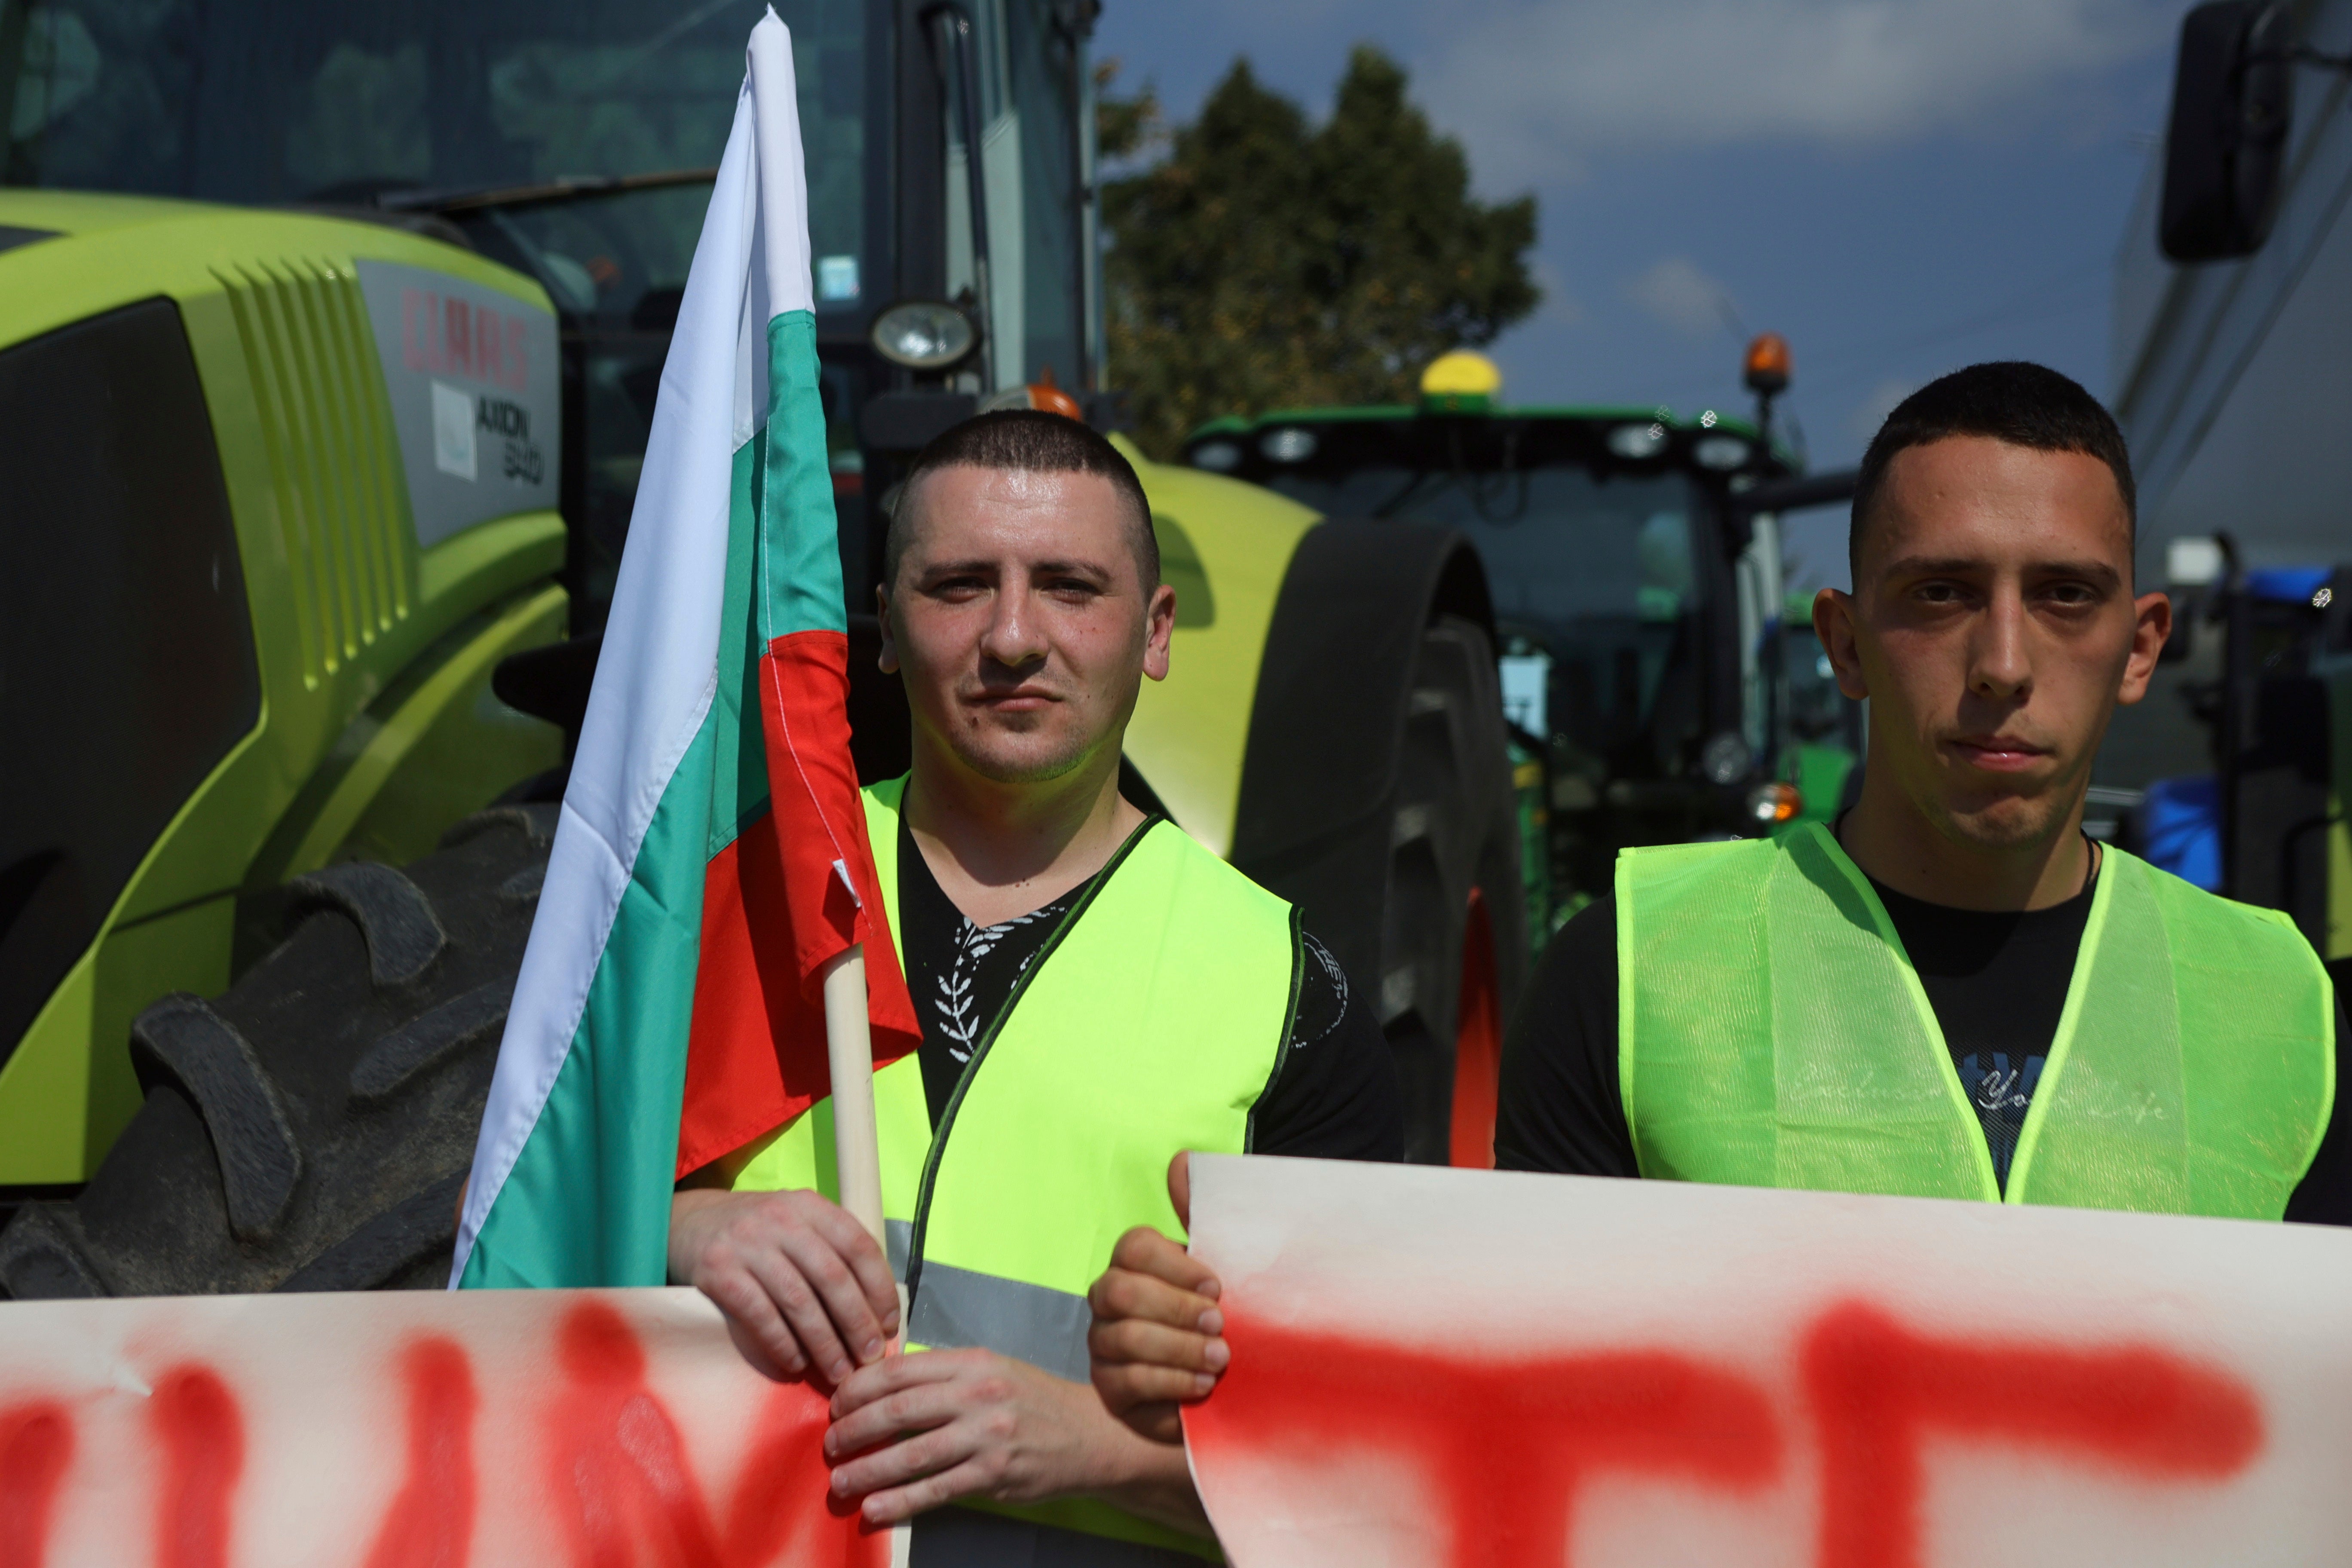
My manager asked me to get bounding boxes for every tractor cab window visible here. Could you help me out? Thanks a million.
[1006,0,1085,394]
[0,300,260,1067]
[2,0,870,321]
[933,0,1088,393]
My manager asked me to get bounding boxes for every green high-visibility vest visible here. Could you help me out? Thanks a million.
[735,775,1299,1563]
[1618,822,2334,1216]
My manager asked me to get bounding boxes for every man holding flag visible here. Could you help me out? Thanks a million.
[671,407,1400,1558]
[453,14,1397,1563]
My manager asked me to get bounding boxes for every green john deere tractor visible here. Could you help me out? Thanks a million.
[1182,346,1859,938]
[0,0,1522,1297]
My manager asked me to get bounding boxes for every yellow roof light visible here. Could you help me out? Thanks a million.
[1419,350,1502,412]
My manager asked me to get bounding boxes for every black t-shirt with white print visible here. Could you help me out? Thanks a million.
[895,818,1403,1160]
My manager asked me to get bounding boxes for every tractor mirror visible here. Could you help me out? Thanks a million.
[2160,0,2295,263]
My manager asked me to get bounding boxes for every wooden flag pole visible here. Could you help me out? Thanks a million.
[819,944,887,1250]
[820,942,912,1568]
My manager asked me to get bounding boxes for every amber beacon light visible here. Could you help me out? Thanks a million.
[1746,780,1803,827]
[1743,331,1792,442]
[1743,332,1791,396]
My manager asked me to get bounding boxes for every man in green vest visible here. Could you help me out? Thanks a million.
[1084,360,2348,1438]
[665,410,1402,1562]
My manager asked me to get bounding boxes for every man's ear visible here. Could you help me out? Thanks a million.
[875,583,900,675]
[2118,590,2172,707]
[1142,582,1176,683]
[1814,588,1870,701]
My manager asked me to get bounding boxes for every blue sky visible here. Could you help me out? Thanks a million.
[1093,0,2184,499]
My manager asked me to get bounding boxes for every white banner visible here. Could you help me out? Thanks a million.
[1182,1155,2352,1568]
[0,1286,881,1568]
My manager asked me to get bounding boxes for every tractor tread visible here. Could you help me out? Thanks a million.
[0,1203,111,1299]
[441,802,560,851]
[350,982,509,1103]
[129,994,302,1243]
[0,813,547,1298]
[290,862,447,987]
[275,1170,466,1293]
[499,863,547,903]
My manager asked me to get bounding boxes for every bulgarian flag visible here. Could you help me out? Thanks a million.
[453,12,922,1290]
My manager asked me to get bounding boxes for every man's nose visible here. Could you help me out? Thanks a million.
[1969,586,2033,701]
[979,585,1048,669]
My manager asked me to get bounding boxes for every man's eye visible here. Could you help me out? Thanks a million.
[1916,582,1966,603]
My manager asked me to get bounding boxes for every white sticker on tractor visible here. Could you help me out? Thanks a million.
[432,379,477,481]
[355,259,560,548]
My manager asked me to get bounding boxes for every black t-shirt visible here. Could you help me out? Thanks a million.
[1877,870,2091,1186]
[896,818,1403,1161]
[1494,850,2352,1224]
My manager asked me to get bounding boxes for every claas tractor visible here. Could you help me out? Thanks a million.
[1181,342,1856,938]
[0,0,1522,1297]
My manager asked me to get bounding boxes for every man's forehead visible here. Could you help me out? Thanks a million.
[900,465,1133,564]
[1868,437,2130,568]
[907,465,1120,524]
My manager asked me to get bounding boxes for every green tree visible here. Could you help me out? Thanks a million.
[1097,47,1540,459]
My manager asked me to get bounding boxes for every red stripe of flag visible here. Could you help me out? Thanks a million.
[676,630,922,1179]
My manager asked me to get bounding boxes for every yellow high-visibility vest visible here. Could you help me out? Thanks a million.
[1618,823,2333,1216]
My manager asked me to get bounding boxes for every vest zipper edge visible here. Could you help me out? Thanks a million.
[1242,904,1308,1156]
[2003,843,2120,1205]
[901,815,1164,1304]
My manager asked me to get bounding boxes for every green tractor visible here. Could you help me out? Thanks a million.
[0,0,1523,1297]
[1181,345,1858,937]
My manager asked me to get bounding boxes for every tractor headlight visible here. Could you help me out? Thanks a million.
[1261,426,1318,462]
[1693,434,1752,471]
[1607,421,1667,460]
[870,300,980,371]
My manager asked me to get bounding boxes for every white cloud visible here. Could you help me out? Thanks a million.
[1849,377,1917,442]
[1420,0,2171,189]
[1624,256,1735,339]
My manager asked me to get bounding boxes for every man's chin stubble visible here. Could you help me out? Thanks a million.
[951,734,1096,787]
[1922,791,2074,854]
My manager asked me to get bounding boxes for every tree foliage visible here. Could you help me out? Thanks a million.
[1097,47,1540,458]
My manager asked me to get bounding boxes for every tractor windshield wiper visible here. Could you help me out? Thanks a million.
[370,167,719,217]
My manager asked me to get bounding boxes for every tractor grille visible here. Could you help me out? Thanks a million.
[214,258,411,687]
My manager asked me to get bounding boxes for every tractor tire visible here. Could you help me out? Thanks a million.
[0,805,554,1298]
[1231,521,1527,1165]
[1378,616,1526,1165]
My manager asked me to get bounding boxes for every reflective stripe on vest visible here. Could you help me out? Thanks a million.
[735,775,1298,1560]
[1617,822,2334,1217]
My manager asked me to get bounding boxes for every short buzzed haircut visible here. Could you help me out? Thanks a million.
[1851,362,2136,578]
[886,409,1159,589]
